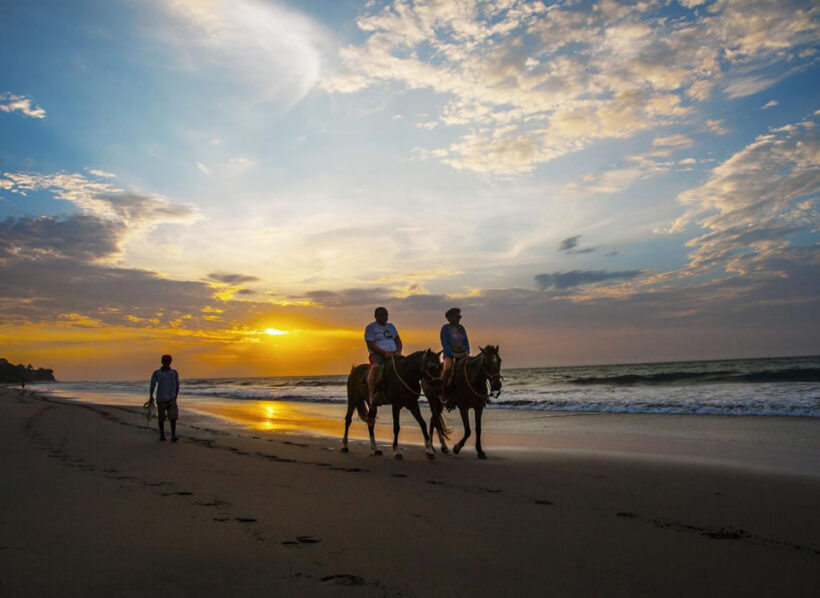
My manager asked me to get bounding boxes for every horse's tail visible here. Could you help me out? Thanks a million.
[435,409,450,439]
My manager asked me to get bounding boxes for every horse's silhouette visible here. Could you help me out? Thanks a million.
[423,345,502,459]
[343,349,443,459]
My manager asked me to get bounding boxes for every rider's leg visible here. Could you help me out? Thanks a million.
[367,363,378,406]
[441,356,453,404]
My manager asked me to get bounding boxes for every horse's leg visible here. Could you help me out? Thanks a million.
[341,399,356,453]
[453,406,471,455]
[475,404,486,459]
[408,401,434,460]
[369,404,382,456]
[392,403,403,460]
[428,397,449,454]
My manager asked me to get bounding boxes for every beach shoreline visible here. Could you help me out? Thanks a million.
[1,387,818,596]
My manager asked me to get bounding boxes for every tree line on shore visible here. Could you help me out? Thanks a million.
[0,358,55,383]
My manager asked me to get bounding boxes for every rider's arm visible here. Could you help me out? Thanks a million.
[394,333,402,356]
[149,371,157,401]
[440,324,454,358]
[461,325,470,356]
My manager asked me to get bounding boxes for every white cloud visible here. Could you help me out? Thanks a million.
[762,100,779,109]
[0,92,46,119]
[155,0,331,106]
[667,113,820,280]
[86,168,117,178]
[653,134,695,149]
[327,0,819,173]
[1,171,200,233]
[197,161,211,175]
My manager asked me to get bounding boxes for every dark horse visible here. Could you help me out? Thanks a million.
[423,345,502,459]
[342,349,443,460]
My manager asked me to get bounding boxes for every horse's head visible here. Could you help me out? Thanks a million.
[421,348,442,382]
[479,345,503,394]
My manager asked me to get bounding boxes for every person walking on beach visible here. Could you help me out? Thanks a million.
[149,354,180,442]
[365,307,402,410]
[440,307,470,407]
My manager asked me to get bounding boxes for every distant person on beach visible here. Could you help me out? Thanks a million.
[440,307,470,406]
[149,354,180,442]
[365,307,402,408]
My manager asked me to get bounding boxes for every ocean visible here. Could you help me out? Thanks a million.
[33,355,820,417]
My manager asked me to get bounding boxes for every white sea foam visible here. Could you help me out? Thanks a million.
[32,356,820,417]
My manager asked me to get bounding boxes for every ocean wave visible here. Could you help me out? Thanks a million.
[568,368,820,385]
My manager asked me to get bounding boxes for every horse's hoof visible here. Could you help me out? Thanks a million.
[477,451,487,460]
[441,446,449,454]
[426,452,435,461]
[453,445,462,455]
[394,453,404,460]
[372,449,383,456]
[340,447,349,453]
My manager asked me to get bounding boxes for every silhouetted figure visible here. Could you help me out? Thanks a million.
[149,354,180,442]
[364,307,402,415]
[440,307,470,408]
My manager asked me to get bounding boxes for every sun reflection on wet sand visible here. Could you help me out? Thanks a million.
[188,400,344,435]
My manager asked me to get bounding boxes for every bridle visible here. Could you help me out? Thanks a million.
[461,349,503,399]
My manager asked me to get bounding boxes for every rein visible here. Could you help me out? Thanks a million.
[390,352,436,396]
[460,353,503,399]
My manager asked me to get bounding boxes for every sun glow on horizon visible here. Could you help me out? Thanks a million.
[264,328,289,336]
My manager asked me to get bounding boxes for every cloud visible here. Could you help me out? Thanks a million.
[653,134,695,149]
[86,168,117,178]
[535,270,643,290]
[667,112,820,279]
[559,235,596,254]
[328,0,819,173]
[0,214,121,261]
[724,75,781,98]
[298,287,394,307]
[0,92,46,118]
[155,0,331,106]
[0,256,217,328]
[207,272,260,284]
[1,171,200,231]
[559,236,581,252]
[762,100,779,109]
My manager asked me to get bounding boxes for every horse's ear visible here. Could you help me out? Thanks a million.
[479,345,485,352]
[436,350,442,358]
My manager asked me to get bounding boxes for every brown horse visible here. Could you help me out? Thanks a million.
[342,349,442,460]
[423,345,502,459]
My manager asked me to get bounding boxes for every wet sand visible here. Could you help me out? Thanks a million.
[1,387,818,596]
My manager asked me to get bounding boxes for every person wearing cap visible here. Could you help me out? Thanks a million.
[364,307,402,411]
[440,307,470,406]
[149,354,180,442]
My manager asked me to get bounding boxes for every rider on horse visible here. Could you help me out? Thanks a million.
[440,307,470,409]
[364,306,403,410]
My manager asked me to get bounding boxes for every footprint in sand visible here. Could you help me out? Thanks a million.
[282,536,321,546]
[321,574,364,586]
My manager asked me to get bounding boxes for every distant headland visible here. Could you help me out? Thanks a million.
[0,358,56,383]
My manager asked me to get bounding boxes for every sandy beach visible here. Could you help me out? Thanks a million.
[1,387,818,597]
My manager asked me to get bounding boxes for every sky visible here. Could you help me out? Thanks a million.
[1,0,819,380]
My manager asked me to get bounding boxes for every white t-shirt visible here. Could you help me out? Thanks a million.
[364,322,399,354]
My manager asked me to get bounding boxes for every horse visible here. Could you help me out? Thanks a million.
[422,345,502,459]
[342,349,443,460]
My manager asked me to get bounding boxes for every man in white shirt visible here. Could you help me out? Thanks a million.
[149,354,180,442]
[364,306,402,409]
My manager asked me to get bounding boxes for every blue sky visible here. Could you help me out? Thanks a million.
[1,0,819,378]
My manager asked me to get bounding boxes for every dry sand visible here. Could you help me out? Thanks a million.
[1,387,818,597]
